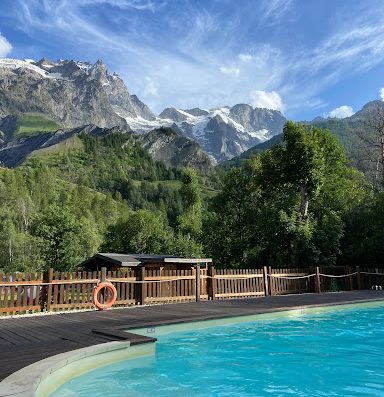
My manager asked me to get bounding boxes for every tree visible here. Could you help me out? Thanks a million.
[204,122,367,267]
[356,103,384,191]
[31,206,93,271]
[203,166,260,267]
[102,210,173,254]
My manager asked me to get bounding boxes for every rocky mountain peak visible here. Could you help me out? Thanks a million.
[159,108,189,122]
[184,108,209,117]
[89,58,108,80]
[0,57,157,128]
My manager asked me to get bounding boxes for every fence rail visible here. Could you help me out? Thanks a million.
[0,266,382,315]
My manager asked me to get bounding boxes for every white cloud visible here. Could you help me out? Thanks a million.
[219,66,240,76]
[238,53,252,62]
[0,34,12,57]
[142,76,159,97]
[249,90,284,111]
[326,105,354,119]
[380,88,384,100]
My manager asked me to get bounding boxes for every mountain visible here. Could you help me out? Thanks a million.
[158,104,286,162]
[221,133,284,170]
[0,58,155,128]
[125,104,286,162]
[0,115,214,172]
[138,127,214,173]
[0,57,287,163]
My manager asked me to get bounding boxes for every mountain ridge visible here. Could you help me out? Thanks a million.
[0,57,287,163]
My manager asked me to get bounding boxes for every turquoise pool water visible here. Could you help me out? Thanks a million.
[52,304,384,396]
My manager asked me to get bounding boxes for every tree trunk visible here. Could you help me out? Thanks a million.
[380,136,384,190]
[300,185,309,222]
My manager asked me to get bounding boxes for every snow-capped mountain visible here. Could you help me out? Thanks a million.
[0,57,286,162]
[0,58,154,128]
[119,105,286,162]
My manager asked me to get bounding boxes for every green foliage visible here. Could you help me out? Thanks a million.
[102,210,172,254]
[341,193,384,266]
[2,121,383,272]
[15,113,61,136]
[0,164,125,272]
[31,206,100,271]
[0,132,215,271]
[204,122,371,268]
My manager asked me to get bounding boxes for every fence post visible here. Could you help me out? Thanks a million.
[375,267,379,288]
[140,266,146,305]
[263,266,269,296]
[268,266,274,296]
[209,266,216,300]
[315,267,321,293]
[101,267,107,283]
[346,266,353,290]
[195,265,201,302]
[46,268,53,312]
[356,266,362,290]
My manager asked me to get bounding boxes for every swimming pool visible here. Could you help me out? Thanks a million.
[51,303,384,396]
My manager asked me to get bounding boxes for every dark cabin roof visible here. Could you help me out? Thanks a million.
[81,253,212,269]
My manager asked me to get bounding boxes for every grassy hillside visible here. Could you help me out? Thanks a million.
[14,113,61,137]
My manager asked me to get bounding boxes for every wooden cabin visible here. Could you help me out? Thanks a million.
[81,253,212,272]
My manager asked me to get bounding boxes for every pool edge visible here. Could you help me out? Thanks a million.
[0,340,155,397]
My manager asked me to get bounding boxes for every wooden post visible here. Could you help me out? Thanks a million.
[263,266,269,296]
[347,266,353,291]
[209,266,217,300]
[356,266,362,290]
[140,266,146,305]
[195,265,201,301]
[315,266,321,293]
[46,268,53,312]
[101,267,107,283]
[268,266,274,296]
[159,266,164,302]
[375,267,379,289]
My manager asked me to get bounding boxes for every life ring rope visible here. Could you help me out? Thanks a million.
[93,281,117,310]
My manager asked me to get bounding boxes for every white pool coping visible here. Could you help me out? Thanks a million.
[0,341,155,397]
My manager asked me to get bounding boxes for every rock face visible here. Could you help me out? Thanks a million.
[137,127,215,173]
[0,58,155,128]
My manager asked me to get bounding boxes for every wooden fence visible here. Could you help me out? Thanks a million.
[0,266,383,315]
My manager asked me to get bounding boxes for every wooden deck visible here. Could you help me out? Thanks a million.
[1,290,383,381]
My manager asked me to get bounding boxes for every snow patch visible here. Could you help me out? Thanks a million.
[0,58,63,79]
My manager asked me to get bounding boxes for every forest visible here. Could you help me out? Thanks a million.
[1,121,383,272]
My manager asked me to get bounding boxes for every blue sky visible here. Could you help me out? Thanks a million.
[1,0,384,120]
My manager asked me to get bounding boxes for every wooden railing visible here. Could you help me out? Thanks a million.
[0,266,382,315]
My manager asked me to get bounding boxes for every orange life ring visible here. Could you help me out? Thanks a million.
[93,281,117,310]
